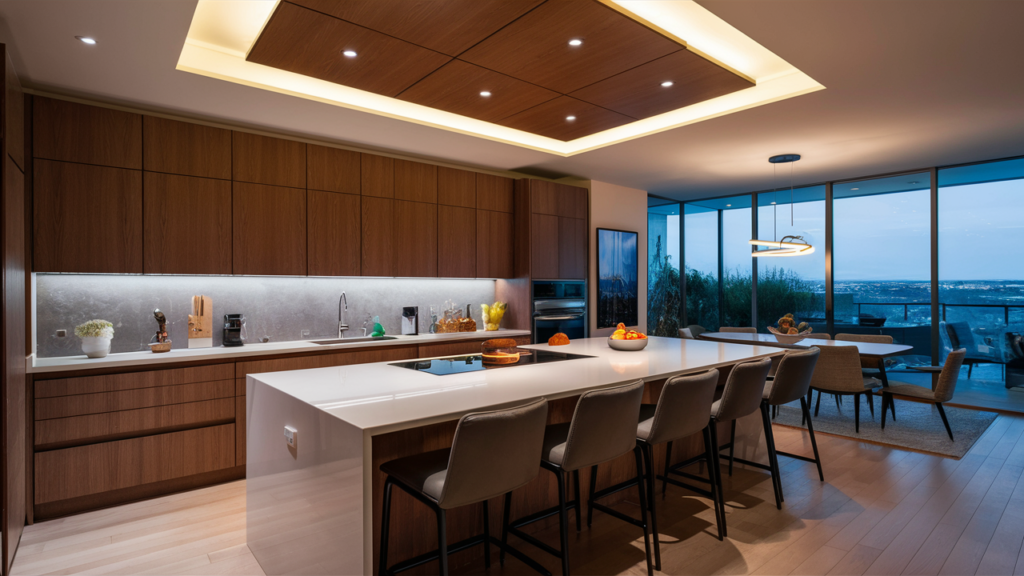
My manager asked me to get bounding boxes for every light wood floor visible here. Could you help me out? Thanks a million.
[14,413,1024,575]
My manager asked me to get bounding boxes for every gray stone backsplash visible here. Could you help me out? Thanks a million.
[35,275,496,357]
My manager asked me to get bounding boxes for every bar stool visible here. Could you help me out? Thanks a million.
[763,349,824,497]
[634,370,721,566]
[712,357,777,532]
[507,380,649,576]
[379,398,549,576]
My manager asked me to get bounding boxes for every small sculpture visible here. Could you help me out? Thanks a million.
[153,309,169,343]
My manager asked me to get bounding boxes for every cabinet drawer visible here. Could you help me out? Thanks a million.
[35,380,235,420]
[35,398,236,449]
[35,364,234,398]
[236,347,418,380]
[418,336,530,359]
[35,424,235,504]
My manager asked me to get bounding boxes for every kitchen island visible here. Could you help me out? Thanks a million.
[245,336,785,575]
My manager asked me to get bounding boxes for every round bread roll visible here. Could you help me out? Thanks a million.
[482,338,518,353]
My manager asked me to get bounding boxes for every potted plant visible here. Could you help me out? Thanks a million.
[75,319,114,358]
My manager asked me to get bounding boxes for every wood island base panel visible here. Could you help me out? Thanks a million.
[245,337,783,575]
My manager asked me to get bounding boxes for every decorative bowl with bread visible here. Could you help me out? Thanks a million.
[608,323,648,351]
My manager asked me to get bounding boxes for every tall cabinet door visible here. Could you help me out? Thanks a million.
[439,206,475,278]
[394,200,437,277]
[531,213,559,279]
[308,190,360,277]
[558,217,586,279]
[361,197,393,276]
[143,173,232,274]
[477,210,512,279]
[232,182,307,275]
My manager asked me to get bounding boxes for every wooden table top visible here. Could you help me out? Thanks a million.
[699,332,914,358]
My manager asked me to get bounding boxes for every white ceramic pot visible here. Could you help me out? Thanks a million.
[81,336,112,358]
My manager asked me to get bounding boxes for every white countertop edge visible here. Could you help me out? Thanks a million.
[28,329,532,374]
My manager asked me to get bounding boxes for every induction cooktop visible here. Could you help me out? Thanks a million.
[390,349,593,376]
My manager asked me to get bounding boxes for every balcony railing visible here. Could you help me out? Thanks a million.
[846,302,1024,326]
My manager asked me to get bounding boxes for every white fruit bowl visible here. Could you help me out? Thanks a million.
[607,337,649,351]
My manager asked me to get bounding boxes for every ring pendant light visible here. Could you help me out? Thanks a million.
[750,154,814,257]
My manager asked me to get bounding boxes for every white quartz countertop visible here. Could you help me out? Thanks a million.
[249,336,785,436]
[28,329,531,374]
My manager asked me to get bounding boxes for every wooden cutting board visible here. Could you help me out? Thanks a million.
[187,295,212,348]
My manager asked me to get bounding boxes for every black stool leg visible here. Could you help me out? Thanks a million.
[855,393,861,433]
[801,397,824,482]
[709,422,727,538]
[587,466,597,527]
[500,492,511,566]
[702,426,724,540]
[937,402,954,441]
[379,477,394,576]
[881,392,890,429]
[483,500,491,569]
[437,509,449,576]
[662,441,672,498]
[573,470,582,532]
[815,390,822,416]
[728,420,737,476]
[641,443,661,570]
[556,470,571,576]
[760,403,782,509]
[633,447,654,576]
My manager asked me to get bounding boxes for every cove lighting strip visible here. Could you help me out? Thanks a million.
[177,0,823,157]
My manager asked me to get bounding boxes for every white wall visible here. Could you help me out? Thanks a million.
[584,180,648,337]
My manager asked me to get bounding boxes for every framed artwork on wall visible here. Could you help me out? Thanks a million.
[596,228,639,328]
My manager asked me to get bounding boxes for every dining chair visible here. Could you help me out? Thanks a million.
[684,324,706,339]
[882,349,966,440]
[945,322,1002,379]
[808,345,881,433]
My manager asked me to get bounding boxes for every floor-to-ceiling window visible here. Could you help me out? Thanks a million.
[833,173,932,365]
[938,157,1024,396]
[647,198,681,336]
[755,185,827,333]
[721,196,753,328]
[683,202,720,331]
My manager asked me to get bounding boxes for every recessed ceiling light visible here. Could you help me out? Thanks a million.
[851,187,859,190]
[342,50,357,58]
[770,201,776,205]
[76,36,97,45]
[726,204,732,207]
[566,115,576,122]
[568,39,583,47]
[908,181,919,184]
[661,81,674,88]
[479,91,491,97]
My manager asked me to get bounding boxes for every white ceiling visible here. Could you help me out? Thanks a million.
[1,0,1022,201]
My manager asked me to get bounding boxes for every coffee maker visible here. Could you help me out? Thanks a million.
[402,307,419,335]
[223,314,246,347]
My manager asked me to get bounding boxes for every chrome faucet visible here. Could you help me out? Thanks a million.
[338,292,349,338]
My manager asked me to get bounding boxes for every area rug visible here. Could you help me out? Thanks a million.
[772,394,997,458]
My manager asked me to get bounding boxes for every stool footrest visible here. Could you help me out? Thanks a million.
[668,452,709,473]
[388,534,483,574]
[657,473,714,499]
[590,501,644,529]
[776,450,817,464]
[509,498,579,530]
[591,475,641,502]
[507,526,562,559]
[720,454,772,472]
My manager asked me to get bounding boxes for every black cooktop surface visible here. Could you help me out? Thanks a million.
[390,349,593,376]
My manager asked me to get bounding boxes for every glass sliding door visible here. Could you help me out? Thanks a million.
[683,202,719,331]
[755,185,826,333]
[647,199,681,336]
[833,172,932,365]
[939,157,1024,394]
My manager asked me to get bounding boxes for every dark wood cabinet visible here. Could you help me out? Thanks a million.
[394,200,437,277]
[34,159,143,273]
[361,154,394,198]
[558,217,587,279]
[531,213,559,279]
[143,173,232,274]
[232,182,307,275]
[558,185,588,219]
[530,180,559,216]
[231,132,306,189]
[439,167,476,208]
[361,196,394,276]
[438,205,475,278]
[307,144,360,195]
[394,159,437,203]
[308,190,360,276]
[477,173,514,213]
[33,96,142,169]
[143,117,231,179]
[477,210,513,279]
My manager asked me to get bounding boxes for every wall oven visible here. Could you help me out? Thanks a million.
[532,280,587,344]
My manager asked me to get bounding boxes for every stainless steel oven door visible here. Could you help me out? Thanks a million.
[533,312,586,344]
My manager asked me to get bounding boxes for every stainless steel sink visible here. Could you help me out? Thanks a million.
[311,336,399,345]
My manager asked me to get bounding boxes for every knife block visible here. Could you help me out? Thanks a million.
[188,295,213,348]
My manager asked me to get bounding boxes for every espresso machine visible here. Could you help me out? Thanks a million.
[223,314,246,347]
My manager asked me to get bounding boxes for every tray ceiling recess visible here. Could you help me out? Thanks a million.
[178,0,823,156]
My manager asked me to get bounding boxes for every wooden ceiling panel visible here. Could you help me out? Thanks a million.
[247,2,452,97]
[397,60,560,123]
[497,96,633,141]
[458,1,683,94]
[570,51,755,120]
[290,0,544,57]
